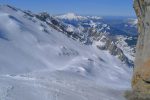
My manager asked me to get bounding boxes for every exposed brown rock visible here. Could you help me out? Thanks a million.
[132,0,150,96]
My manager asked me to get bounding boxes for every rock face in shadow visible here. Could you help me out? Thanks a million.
[132,0,150,95]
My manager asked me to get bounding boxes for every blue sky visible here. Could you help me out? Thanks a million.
[0,0,136,16]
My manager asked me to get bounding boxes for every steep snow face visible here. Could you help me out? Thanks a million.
[0,5,132,100]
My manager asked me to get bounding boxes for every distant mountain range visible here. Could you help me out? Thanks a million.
[56,13,137,36]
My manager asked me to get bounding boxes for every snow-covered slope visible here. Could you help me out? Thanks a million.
[0,5,132,100]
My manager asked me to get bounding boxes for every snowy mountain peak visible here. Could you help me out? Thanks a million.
[56,13,87,20]
[56,13,103,21]
[64,13,77,18]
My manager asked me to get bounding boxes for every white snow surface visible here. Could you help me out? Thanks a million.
[0,5,132,100]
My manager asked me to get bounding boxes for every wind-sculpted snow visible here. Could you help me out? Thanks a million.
[0,5,132,100]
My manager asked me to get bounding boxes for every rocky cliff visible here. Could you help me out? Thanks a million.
[132,0,150,97]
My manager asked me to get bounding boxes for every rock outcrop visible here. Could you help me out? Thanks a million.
[132,0,150,96]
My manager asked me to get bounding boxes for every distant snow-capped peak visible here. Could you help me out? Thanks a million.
[56,13,102,20]
[56,13,87,20]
